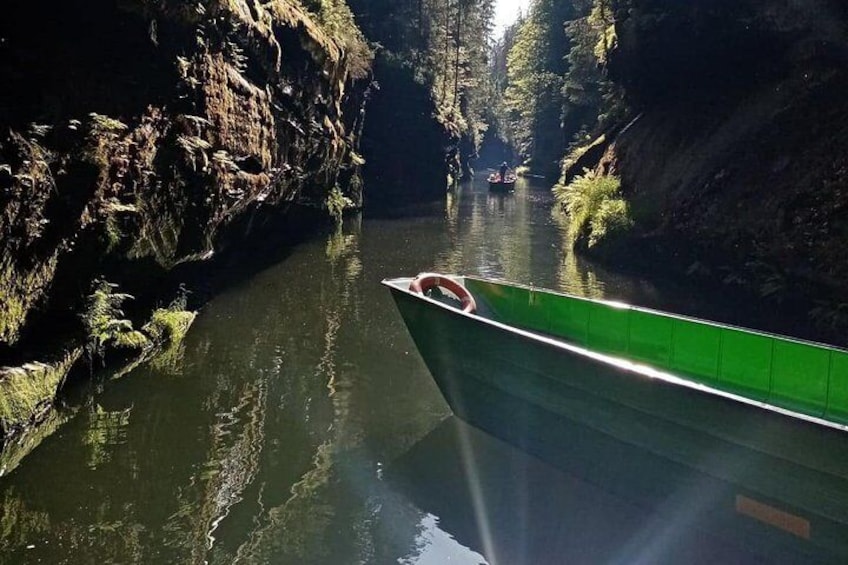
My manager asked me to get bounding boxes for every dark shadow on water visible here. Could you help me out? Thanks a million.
[364,199,449,220]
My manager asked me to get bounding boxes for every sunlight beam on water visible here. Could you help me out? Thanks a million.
[514,449,530,565]
[614,419,780,565]
[614,474,723,565]
[454,419,499,565]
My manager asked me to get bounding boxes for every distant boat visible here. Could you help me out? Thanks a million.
[488,172,516,192]
[384,274,848,486]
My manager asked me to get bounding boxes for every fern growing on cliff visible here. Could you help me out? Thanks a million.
[554,169,631,247]
[80,280,146,360]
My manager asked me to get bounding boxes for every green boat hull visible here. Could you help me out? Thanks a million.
[385,276,848,539]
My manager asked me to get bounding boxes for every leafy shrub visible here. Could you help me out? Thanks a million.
[589,197,631,247]
[553,169,632,247]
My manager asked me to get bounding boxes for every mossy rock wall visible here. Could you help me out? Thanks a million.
[0,0,370,348]
[0,0,371,443]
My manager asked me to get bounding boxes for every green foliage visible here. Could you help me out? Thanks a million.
[80,280,143,359]
[298,0,373,78]
[562,0,625,130]
[504,0,576,171]
[113,330,150,349]
[589,0,617,64]
[0,135,60,345]
[425,0,496,150]
[563,6,608,108]
[482,22,519,149]
[103,213,124,253]
[0,490,51,547]
[99,200,138,254]
[347,0,495,150]
[501,0,626,175]
[554,169,631,246]
[83,113,129,170]
[324,185,353,222]
[588,197,631,246]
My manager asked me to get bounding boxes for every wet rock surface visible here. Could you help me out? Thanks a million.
[0,0,372,439]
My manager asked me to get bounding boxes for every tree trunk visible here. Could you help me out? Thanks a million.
[453,0,462,110]
[440,0,450,104]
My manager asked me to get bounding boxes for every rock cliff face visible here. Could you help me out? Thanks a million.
[0,0,371,440]
[586,0,848,320]
[357,56,455,209]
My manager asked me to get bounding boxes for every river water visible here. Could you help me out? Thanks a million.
[0,177,843,563]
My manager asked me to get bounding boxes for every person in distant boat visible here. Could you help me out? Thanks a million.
[499,162,509,182]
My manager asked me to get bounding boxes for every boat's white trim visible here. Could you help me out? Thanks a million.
[381,276,848,434]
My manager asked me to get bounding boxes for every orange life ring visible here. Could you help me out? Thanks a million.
[409,273,477,314]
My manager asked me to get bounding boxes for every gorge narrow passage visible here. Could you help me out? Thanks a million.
[1,176,835,563]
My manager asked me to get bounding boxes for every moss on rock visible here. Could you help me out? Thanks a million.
[0,348,82,442]
[143,308,196,346]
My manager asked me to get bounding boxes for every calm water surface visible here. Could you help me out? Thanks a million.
[0,177,843,563]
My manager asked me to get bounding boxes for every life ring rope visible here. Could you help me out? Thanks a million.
[409,273,477,314]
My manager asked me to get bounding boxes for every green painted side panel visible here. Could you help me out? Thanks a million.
[827,350,848,425]
[588,305,629,355]
[551,300,591,345]
[505,285,530,325]
[467,280,514,320]
[771,341,829,416]
[513,289,549,334]
[547,296,591,346]
[670,320,721,383]
[465,277,848,424]
[628,311,673,366]
[719,329,772,400]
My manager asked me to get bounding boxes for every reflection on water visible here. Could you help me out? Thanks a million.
[436,179,531,282]
[82,404,132,470]
[552,207,607,299]
[435,178,635,302]
[397,513,487,565]
[389,416,847,565]
[0,176,843,563]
